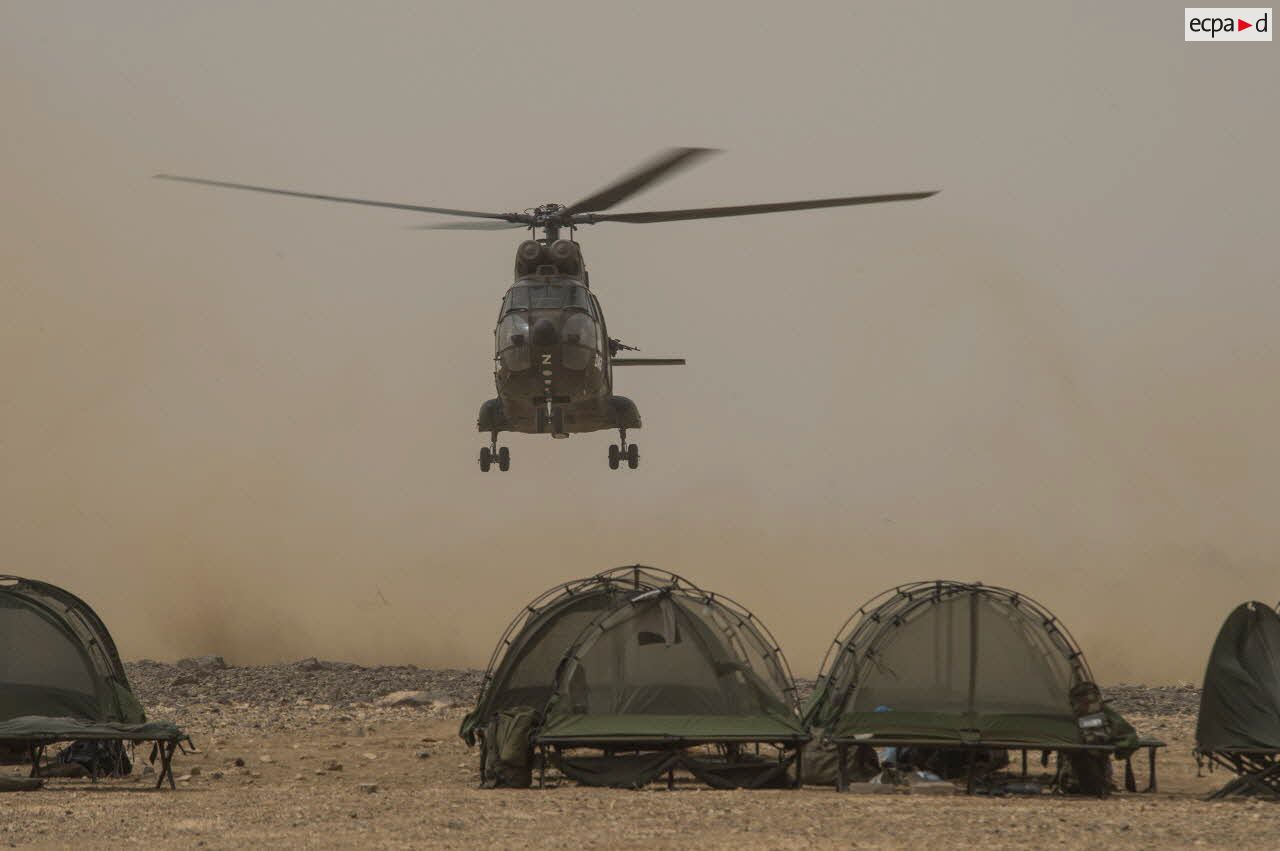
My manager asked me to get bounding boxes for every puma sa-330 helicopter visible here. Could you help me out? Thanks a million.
[157,148,935,471]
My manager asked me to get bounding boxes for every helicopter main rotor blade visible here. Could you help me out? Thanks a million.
[576,190,938,224]
[410,220,529,231]
[563,147,720,216]
[154,174,528,222]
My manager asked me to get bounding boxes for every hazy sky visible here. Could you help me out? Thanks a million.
[2,2,1277,681]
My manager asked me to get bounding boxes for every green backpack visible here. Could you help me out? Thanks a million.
[481,706,538,788]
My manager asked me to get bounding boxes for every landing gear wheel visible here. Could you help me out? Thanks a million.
[627,443,639,469]
[608,445,620,470]
[479,446,492,472]
[535,408,549,434]
[497,446,510,472]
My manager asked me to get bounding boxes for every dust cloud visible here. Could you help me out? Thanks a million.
[1,3,1277,682]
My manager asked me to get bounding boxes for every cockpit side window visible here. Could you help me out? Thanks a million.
[503,287,531,314]
[565,286,592,313]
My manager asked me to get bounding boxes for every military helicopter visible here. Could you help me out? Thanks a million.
[156,149,935,471]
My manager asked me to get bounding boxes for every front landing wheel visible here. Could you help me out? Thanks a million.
[497,446,510,472]
[479,446,493,472]
[608,445,620,470]
[627,443,639,469]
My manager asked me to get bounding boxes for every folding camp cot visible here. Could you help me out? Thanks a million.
[2,716,188,788]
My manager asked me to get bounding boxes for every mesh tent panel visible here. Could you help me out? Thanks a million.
[0,597,99,699]
[0,595,106,721]
[0,577,129,684]
[551,593,795,721]
[462,568,692,742]
[0,577,145,724]
[849,593,1076,716]
[485,589,629,714]
[807,582,1100,741]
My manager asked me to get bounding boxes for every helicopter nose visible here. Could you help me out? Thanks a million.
[531,318,558,346]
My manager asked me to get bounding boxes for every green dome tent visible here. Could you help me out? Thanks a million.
[463,566,808,789]
[804,581,1142,792]
[0,575,185,787]
[0,575,144,724]
[1195,601,1280,799]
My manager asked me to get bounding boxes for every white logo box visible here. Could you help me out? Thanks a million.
[1185,7,1272,40]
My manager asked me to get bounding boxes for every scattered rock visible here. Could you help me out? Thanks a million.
[189,765,202,776]
[260,755,274,764]
[375,690,434,707]
[233,758,245,767]
[415,750,432,759]
[176,655,227,671]
[359,782,379,794]
[324,761,343,772]
[910,782,955,796]
[845,783,899,795]
[1105,684,1201,717]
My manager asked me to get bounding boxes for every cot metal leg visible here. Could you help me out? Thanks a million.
[836,744,848,793]
[155,740,177,789]
[1021,749,1028,777]
[1147,746,1158,793]
[965,749,977,795]
[794,744,804,790]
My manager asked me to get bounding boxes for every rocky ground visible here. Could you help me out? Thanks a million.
[2,662,1275,849]
[123,658,484,736]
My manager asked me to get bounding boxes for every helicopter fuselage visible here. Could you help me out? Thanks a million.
[477,240,642,439]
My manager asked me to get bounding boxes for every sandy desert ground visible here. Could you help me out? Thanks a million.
[2,662,1277,849]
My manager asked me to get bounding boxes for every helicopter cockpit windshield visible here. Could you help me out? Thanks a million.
[502,283,592,315]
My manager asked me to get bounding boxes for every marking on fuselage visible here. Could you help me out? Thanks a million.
[541,354,552,365]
